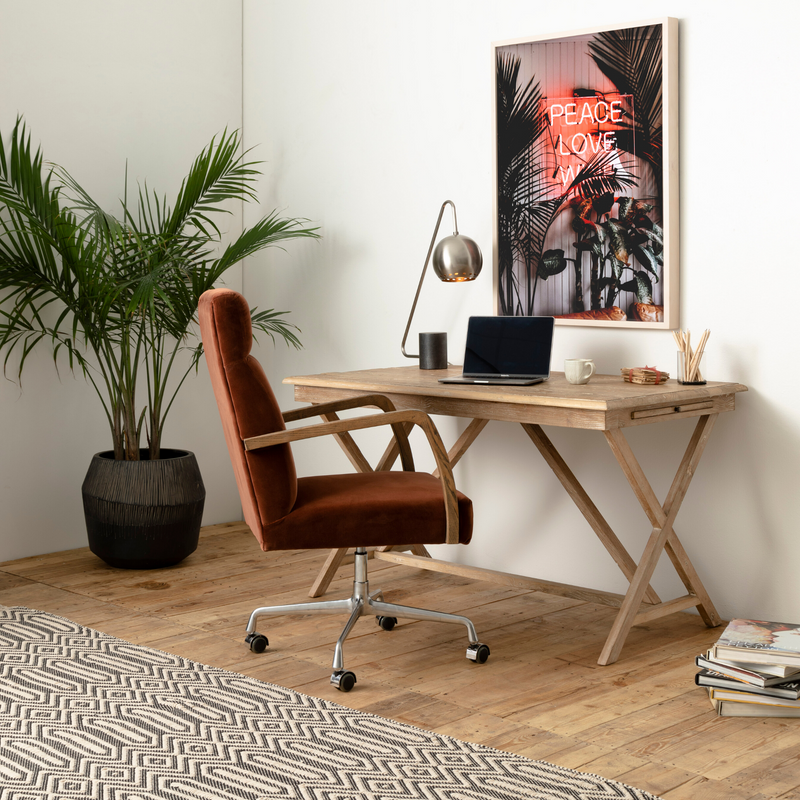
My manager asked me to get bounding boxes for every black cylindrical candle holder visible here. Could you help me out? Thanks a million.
[419,332,447,370]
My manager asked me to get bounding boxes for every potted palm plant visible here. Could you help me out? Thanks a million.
[0,119,319,568]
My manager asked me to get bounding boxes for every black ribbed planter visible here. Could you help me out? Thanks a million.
[82,449,206,569]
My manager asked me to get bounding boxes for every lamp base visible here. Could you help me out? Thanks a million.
[419,332,447,370]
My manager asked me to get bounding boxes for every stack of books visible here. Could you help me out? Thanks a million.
[697,618,800,717]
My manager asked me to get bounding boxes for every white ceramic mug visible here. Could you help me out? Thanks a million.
[565,358,596,385]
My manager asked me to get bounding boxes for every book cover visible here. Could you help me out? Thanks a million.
[712,619,800,667]
[710,687,800,709]
[696,653,800,687]
[711,697,800,718]
[696,669,800,700]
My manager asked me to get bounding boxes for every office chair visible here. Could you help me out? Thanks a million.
[198,288,489,691]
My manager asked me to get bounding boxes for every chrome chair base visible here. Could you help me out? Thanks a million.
[245,547,490,690]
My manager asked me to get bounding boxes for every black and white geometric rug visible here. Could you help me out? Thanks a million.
[0,607,663,800]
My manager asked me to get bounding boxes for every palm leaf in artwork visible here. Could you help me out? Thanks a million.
[520,147,638,314]
[588,24,664,199]
[567,147,638,199]
[496,52,548,315]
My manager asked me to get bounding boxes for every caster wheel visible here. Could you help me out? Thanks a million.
[245,632,268,653]
[331,670,357,692]
[376,615,397,631]
[466,643,490,664]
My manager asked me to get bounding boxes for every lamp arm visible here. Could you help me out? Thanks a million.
[401,200,458,358]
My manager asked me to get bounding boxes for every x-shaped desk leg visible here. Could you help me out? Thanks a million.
[523,414,722,664]
[599,414,722,664]
[521,424,662,607]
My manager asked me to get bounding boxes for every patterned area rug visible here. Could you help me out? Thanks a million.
[0,607,663,800]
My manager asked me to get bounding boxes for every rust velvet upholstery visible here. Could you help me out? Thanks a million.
[198,288,472,552]
[264,472,471,550]
[199,289,297,546]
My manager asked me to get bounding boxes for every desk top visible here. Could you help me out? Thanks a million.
[285,366,747,430]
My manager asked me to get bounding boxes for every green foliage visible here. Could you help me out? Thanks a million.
[0,119,319,460]
[570,192,661,311]
[537,249,569,280]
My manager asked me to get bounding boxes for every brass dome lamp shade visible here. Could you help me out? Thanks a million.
[401,200,482,365]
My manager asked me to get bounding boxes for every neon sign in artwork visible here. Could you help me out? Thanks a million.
[544,95,634,188]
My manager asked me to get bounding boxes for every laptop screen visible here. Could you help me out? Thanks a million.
[463,316,554,377]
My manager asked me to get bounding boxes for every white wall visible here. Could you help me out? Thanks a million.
[243,0,800,624]
[0,0,245,559]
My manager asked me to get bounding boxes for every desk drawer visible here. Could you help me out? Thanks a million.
[631,400,715,420]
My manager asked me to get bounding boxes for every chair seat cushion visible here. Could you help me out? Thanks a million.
[259,471,473,551]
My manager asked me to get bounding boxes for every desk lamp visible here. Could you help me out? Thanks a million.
[401,200,483,369]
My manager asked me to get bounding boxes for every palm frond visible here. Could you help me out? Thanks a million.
[210,212,320,282]
[566,148,638,198]
[51,164,124,241]
[588,25,663,194]
[0,119,318,459]
[165,128,259,238]
[250,307,302,350]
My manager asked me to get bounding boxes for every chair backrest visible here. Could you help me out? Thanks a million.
[198,288,297,548]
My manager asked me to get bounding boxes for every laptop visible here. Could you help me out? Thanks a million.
[439,315,555,386]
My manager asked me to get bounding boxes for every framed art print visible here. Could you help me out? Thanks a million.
[493,18,678,328]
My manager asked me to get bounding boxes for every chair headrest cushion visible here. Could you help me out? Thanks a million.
[207,288,253,364]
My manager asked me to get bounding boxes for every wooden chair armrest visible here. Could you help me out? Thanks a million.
[410,412,460,545]
[282,394,414,471]
[244,408,460,544]
[282,393,397,422]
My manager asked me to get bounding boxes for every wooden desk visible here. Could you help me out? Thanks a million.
[284,366,747,665]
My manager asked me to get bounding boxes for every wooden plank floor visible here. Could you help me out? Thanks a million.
[1,521,797,799]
